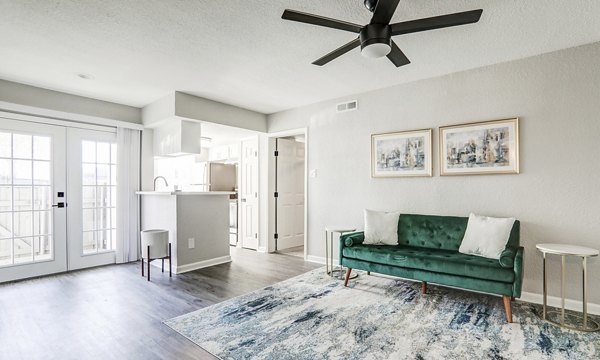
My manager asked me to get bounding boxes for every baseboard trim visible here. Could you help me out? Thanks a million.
[519,291,600,315]
[306,255,329,265]
[257,246,268,253]
[174,256,232,274]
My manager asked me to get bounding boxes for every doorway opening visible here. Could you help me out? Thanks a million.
[272,132,306,259]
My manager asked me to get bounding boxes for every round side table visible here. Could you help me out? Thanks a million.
[325,227,358,280]
[536,243,599,332]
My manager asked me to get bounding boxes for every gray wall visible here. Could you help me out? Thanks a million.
[268,42,600,304]
[0,79,141,124]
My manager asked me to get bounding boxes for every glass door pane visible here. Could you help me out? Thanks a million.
[81,140,117,254]
[0,131,55,267]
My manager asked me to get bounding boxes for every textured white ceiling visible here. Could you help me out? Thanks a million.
[1,1,599,114]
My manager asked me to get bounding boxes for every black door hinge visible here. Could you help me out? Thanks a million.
[274,233,279,239]
[274,150,279,157]
[274,192,278,198]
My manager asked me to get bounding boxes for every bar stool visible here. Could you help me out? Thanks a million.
[141,229,171,281]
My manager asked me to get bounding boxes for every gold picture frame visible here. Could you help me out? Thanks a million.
[371,128,433,177]
[439,118,519,176]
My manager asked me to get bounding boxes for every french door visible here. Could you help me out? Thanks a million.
[0,119,67,282]
[66,128,117,270]
[0,118,119,282]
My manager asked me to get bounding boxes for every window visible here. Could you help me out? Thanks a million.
[81,141,117,254]
[0,132,53,266]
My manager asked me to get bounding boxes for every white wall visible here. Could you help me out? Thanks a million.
[268,42,600,304]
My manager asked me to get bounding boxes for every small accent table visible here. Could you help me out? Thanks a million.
[325,227,358,280]
[536,243,599,332]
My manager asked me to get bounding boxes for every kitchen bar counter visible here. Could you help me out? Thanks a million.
[136,191,235,196]
[137,191,232,274]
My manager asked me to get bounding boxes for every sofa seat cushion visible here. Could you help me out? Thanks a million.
[342,245,514,283]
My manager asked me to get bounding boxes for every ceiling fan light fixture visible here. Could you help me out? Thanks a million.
[361,42,391,58]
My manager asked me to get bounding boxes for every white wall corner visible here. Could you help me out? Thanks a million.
[141,92,176,127]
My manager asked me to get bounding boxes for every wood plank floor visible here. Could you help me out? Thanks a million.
[0,248,321,360]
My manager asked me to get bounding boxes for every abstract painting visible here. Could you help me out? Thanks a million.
[371,128,432,177]
[440,118,519,175]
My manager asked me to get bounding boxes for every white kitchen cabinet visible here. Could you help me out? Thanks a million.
[209,143,240,162]
[209,145,229,161]
[228,143,240,160]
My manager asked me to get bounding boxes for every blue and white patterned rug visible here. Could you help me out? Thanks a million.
[164,269,600,359]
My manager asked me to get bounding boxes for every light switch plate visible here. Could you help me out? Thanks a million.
[188,238,195,249]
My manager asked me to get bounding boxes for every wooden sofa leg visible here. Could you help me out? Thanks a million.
[503,296,513,323]
[343,268,352,287]
[511,296,515,302]
[422,282,427,294]
[367,271,370,275]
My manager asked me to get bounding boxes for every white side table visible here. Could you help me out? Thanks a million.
[536,243,599,332]
[325,227,358,280]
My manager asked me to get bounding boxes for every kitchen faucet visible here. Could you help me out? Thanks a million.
[153,176,169,191]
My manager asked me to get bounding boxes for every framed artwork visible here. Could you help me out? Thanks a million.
[439,118,519,176]
[371,128,433,177]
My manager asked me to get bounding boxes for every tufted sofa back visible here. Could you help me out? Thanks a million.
[397,214,520,251]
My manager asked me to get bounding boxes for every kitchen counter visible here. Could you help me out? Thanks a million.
[138,191,232,274]
[136,191,235,196]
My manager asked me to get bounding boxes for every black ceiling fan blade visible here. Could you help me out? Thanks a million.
[386,41,410,67]
[312,37,361,66]
[370,0,401,25]
[282,9,362,33]
[391,9,483,36]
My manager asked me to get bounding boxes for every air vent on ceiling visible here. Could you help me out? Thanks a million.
[336,100,358,113]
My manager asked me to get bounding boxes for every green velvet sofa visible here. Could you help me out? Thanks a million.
[339,214,523,323]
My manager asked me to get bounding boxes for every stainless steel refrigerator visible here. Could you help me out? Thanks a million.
[199,162,237,192]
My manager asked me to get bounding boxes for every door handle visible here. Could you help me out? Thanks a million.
[52,202,66,208]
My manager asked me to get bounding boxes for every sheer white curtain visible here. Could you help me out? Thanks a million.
[116,127,141,263]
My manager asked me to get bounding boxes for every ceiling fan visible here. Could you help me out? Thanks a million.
[281,0,483,67]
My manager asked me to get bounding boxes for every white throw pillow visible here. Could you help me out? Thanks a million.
[364,209,401,245]
[459,213,516,259]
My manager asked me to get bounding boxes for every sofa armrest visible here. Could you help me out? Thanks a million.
[512,246,525,298]
[340,232,364,247]
[499,246,518,268]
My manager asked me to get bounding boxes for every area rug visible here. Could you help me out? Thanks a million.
[164,269,600,360]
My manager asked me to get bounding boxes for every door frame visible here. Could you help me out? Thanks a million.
[267,128,308,259]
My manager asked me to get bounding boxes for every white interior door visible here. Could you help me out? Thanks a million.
[276,138,304,250]
[0,118,67,282]
[240,137,259,250]
[66,128,117,270]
